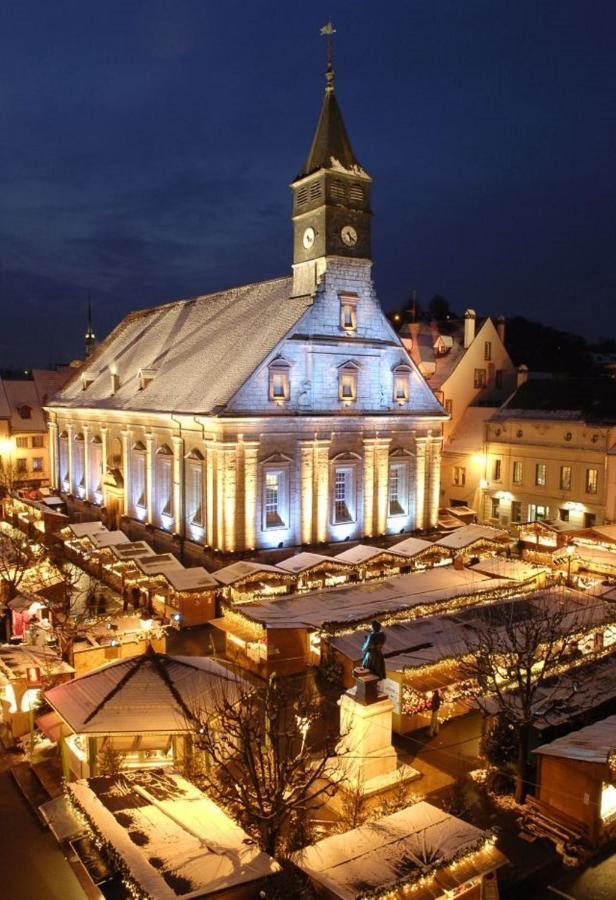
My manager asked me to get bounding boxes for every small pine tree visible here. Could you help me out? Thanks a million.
[481,714,519,768]
[97,743,124,776]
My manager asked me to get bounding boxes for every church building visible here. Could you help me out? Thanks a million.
[47,48,446,556]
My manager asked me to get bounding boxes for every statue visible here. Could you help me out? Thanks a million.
[360,620,386,680]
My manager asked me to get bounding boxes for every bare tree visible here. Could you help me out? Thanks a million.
[42,550,103,659]
[0,528,47,602]
[191,674,342,855]
[0,451,16,497]
[460,591,604,802]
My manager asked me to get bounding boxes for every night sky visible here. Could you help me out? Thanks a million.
[1,1,615,369]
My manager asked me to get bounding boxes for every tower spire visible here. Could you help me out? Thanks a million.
[320,21,336,93]
[85,295,96,358]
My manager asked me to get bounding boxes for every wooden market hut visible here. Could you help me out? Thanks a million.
[0,644,73,743]
[518,519,580,565]
[534,715,616,846]
[334,544,411,580]
[43,651,244,778]
[213,560,296,603]
[68,614,167,675]
[292,801,507,900]
[434,523,512,563]
[146,565,218,626]
[100,540,156,591]
[5,493,68,543]
[389,535,453,568]
[276,551,353,591]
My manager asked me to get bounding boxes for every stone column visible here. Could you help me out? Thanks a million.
[145,434,154,525]
[314,438,330,544]
[121,429,130,517]
[414,436,427,531]
[362,438,377,538]
[243,440,260,551]
[299,441,315,546]
[66,423,74,494]
[375,437,392,535]
[82,425,90,501]
[428,435,443,530]
[48,422,58,489]
[219,441,237,552]
[172,435,184,537]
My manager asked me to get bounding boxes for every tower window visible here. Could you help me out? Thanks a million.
[268,359,291,402]
[484,341,492,361]
[392,365,411,404]
[330,179,345,200]
[339,295,358,331]
[338,363,358,402]
[309,182,322,200]
[349,184,364,202]
[296,185,309,206]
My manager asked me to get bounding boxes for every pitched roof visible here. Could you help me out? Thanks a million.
[497,378,616,424]
[45,653,242,734]
[435,523,510,550]
[49,276,311,415]
[534,714,616,763]
[297,86,366,179]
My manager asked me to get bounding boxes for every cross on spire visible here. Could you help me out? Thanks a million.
[320,21,336,92]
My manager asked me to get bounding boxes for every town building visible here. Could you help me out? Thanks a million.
[0,369,72,492]
[45,58,446,558]
[482,378,616,528]
[399,312,517,517]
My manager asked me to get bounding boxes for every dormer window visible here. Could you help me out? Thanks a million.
[268,359,291,403]
[81,373,93,391]
[338,361,359,403]
[339,294,358,332]
[392,364,411,404]
[139,368,156,390]
[18,405,32,420]
[110,372,120,395]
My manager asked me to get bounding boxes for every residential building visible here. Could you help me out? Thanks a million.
[0,369,72,491]
[482,378,616,527]
[46,57,446,557]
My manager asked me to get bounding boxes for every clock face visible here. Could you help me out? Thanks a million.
[341,225,358,247]
[302,226,316,249]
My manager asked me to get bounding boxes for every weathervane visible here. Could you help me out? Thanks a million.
[320,21,336,91]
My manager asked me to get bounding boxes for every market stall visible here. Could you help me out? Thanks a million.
[68,614,167,675]
[276,551,354,591]
[334,544,411,580]
[435,523,512,563]
[0,644,73,743]
[213,560,295,603]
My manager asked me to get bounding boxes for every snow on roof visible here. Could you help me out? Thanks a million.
[445,406,498,454]
[45,653,243,734]
[389,536,437,557]
[65,521,108,538]
[68,771,278,898]
[574,544,616,568]
[469,558,549,581]
[0,380,46,432]
[31,368,72,405]
[0,644,73,684]
[329,615,457,665]
[293,801,504,900]
[535,714,616,763]
[212,560,287,586]
[135,554,183,575]
[587,524,616,544]
[276,551,351,574]
[530,655,616,730]
[110,541,156,560]
[334,544,407,565]
[435,523,509,550]
[235,568,500,630]
[88,530,130,549]
[49,276,312,415]
[159,566,218,592]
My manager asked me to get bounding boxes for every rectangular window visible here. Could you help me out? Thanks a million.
[32,457,43,472]
[339,370,357,402]
[264,472,283,527]
[334,469,354,524]
[340,299,357,331]
[388,465,406,516]
[511,501,522,523]
[190,466,203,526]
[559,508,570,522]
[585,512,596,529]
[493,458,502,482]
[586,468,598,494]
[16,458,27,473]
[393,374,409,403]
[134,454,146,508]
[452,466,466,487]
[15,437,28,449]
[31,436,44,448]
[491,497,500,519]
[560,465,572,491]
[535,463,547,486]
[512,461,523,485]
[529,503,549,522]
[269,366,289,401]
[484,341,492,361]
[495,369,503,389]
[160,460,172,518]
[474,368,487,389]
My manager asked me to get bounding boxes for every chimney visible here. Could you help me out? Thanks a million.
[516,364,528,388]
[463,309,476,349]
[496,315,506,344]
[110,372,120,395]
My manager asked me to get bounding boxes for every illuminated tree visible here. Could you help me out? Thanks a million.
[191,674,341,855]
[460,592,597,803]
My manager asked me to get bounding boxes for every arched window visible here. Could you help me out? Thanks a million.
[268,358,291,403]
[392,364,412,404]
[73,433,85,496]
[131,441,146,510]
[185,449,204,528]
[59,431,69,490]
[156,444,173,522]
[90,435,103,500]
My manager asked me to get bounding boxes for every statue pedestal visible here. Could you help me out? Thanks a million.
[335,679,419,797]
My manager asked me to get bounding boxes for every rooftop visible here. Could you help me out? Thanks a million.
[496,377,616,424]
[535,714,616,764]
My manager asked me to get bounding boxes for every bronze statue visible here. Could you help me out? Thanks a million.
[360,620,386,680]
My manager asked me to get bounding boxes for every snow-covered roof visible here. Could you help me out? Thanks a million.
[45,653,243,735]
[49,276,313,415]
[276,551,351,574]
[110,541,156,560]
[88,530,130,549]
[435,524,510,550]
[64,521,107,538]
[212,560,287,586]
[135,553,183,575]
[68,771,278,898]
[389,536,437,557]
[293,801,505,900]
[574,544,616,569]
[233,567,500,630]
[334,544,407,565]
[158,566,218,592]
[0,644,73,684]
[535,714,616,764]
[586,524,616,544]
[0,379,46,432]
[469,558,549,582]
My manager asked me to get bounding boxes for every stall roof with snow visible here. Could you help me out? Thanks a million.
[334,544,407,565]
[435,523,509,550]
[63,521,107,539]
[0,644,74,685]
[110,541,156,561]
[212,560,289,586]
[534,715,616,763]
[388,536,435,557]
[68,770,279,899]
[88,530,130,549]
[292,801,506,900]
[45,652,243,735]
[469,557,549,581]
[276,551,352,575]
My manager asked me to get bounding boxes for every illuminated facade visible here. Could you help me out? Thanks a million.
[46,62,446,553]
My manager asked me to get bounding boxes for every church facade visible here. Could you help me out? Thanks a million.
[47,58,446,555]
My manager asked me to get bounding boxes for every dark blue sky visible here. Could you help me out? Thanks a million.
[1,1,615,368]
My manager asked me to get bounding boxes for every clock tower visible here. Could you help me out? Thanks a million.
[291,27,372,296]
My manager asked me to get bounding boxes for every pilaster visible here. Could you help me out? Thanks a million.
[100,425,108,489]
[362,438,377,538]
[66,423,74,494]
[205,441,216,548]
[375,437,392,534]
[145,434,154,525]
[299,441,315,545]
[82,425,90,501]
[414,436,427,531]
[48,422,58,490]
[172,435,184,537]
[242,440,260,551]
[314,438,331,544]
[218,441,237,552]
[428,435,443,530]
[121,429,130,517]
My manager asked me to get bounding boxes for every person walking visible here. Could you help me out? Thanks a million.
[428,689,441,737]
